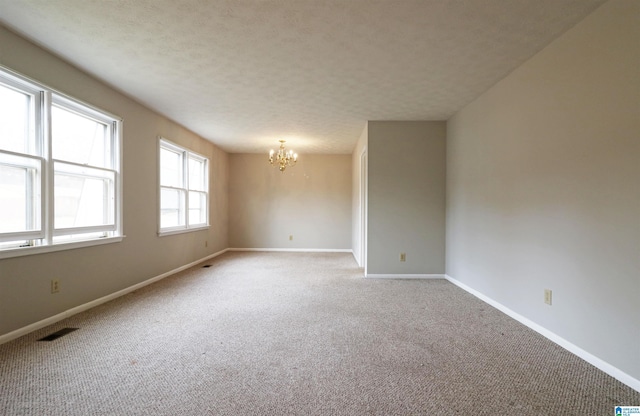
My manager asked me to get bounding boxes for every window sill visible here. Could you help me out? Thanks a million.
[0,236,125,260]
[158,225,210,237]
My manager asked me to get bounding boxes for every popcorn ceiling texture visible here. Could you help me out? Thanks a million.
[0,0,605,154]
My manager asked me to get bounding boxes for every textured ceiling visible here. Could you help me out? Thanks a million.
[0,0,605,154]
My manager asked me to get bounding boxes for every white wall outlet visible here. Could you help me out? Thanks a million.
[400,253,406,262]
[289,235,293,241]
[51,279,60,294]
[544,289,552,305]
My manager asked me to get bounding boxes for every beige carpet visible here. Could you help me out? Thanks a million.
[0,252,638,415]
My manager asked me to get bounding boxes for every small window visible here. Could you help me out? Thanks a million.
[0,66,122,259]
[158,138,209,235]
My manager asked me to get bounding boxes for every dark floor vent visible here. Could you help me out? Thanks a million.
[39,328,78,341]
[202,265,212,268]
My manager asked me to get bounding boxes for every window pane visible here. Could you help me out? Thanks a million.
[52,105,109,168]
[188,191,206,225]
[188,157,206,191]
[160,147,182,187]
[55,173,113,228]
[160,187,185,228]
[0,164,33,233]
[0,83,32,154]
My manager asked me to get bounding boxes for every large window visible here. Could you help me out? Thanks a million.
[159,138,209,235]
[0,66,122,258]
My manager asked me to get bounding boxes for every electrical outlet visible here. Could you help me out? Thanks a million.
[544,289,552,305]
[51,279,60,294]
[400,253,406,262]
[289,235,293,241]
[205,240,208,247]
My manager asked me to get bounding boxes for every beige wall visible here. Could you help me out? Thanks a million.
[229,154,351,249]
[367,121,446,275]
[0,25,229,336]
[446,0,639,381]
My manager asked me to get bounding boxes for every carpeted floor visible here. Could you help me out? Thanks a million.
[0,252,638,415]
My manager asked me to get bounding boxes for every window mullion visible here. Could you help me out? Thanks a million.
[25,88,35,155]
[160,184,187,192]
[112,122,121,236]
[106,121,113,228]
[182,150,189,228]
[0,230,45,243]
[25,168,34,231]
[184,151,191,228]
[41,90,53,246]
[102,178,108,226]
[54,225,115,236]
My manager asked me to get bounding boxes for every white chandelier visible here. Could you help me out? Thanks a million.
[268,140,298,172]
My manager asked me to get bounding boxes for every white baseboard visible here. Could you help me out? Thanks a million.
[228,248,352,253]
[445,274,640,393]
[0,248,230,345]
[366,274,445,279]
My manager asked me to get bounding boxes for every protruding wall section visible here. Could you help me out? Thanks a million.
[366,121,446,276]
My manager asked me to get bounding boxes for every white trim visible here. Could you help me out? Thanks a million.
[444,274,640,393]
[158,224,210,237]
[359,146,368,272]
[366,274,445,279]
[0,248,230,345]
[0,235,124,260]
[228,248,352,253]
[351,250,360,263]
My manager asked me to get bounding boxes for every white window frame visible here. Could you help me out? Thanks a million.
[0,65,123,259]
[158,138,209,236]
